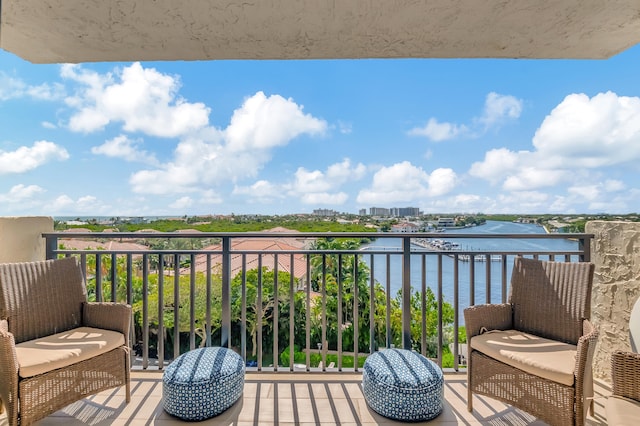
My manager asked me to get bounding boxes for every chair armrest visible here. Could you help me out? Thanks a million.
[573,319,599,423]
[611,350,640,402]
[83,302,132,346]
[463,303,513,339]
[0,319,19,423]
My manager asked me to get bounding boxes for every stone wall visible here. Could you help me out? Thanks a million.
[587,220,640,381]
[0,216,53,263]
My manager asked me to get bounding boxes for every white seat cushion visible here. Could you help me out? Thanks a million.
[16,326,125,378]
[606,396,640,426]
[470,329,577,386]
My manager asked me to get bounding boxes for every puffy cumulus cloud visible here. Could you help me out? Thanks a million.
[130,92,327,195]
[225,91,326,151]
[478,92,523,128]
[0,141,69,174]
[470,92,640,194]
[408,118,468,142]
[427,168,458,196]
[356,161,457,204]
[0,184,46,203]
[533,91,640,168]
[290,159,366,205]
[469,148,521,183]
[293,160,365,193]
[63,62,210,137]
[91,135,159,165]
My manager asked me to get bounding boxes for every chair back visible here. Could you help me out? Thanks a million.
[0,257,87,343]
[509,257,594,345]
[630,295,640,352]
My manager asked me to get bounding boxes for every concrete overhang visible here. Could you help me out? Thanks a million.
[1,0,640,64]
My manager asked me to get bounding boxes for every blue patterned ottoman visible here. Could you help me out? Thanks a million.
[362,348,444,421]
[163,347,245,420]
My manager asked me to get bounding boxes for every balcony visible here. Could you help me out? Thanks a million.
[0,218,637,425]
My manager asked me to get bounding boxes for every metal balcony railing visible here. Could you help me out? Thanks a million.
[43,231,592,373]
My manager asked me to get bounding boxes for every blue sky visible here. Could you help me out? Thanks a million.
[1,45,640,217]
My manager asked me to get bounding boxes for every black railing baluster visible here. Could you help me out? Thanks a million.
[39,230,593,373]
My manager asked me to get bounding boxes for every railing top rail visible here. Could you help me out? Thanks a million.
[50,248,586,256]
[43,231,594,240]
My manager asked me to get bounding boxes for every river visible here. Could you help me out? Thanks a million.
[361,220,579,323]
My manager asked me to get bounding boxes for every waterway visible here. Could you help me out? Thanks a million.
[361,220,579,323]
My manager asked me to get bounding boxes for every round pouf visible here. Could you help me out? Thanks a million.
[362,348,444,421]
[163,347,245,420]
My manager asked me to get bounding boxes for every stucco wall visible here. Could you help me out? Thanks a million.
[0,216,53,263]
[587,220,640,381]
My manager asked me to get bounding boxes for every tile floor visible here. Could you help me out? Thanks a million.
[0,372,611,425]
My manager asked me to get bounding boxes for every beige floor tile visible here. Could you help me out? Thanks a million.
[0,373,613,425]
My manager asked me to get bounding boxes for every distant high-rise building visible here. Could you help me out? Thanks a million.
[359,208,367,216]
[390,207,421,217]
[369,207,390,216]
[313,209,338,216]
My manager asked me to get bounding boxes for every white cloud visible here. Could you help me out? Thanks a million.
[408,118,468,142]
[0,72,64,101]
[357,161,457,204]
[169,196,193,210]
[63,62,210,137]
[289,159,366,205]
[91,135,158,165]
[409,92,521,142]
[427,168,458,196]
[470,92,640,195]
[0,141,69,174]
[469,148,520,183]
[532,91,640,168]
[225,91,326,151]
[0,184,46,202]
[478,92,523,128]
[130,92,327,195]
[233,180,285,204]
[46,194,111,214]
[293,159,365,194]
[503,167,567,191]
[41,121,57,129]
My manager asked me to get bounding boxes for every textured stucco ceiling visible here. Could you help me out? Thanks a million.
[1,0,640,64]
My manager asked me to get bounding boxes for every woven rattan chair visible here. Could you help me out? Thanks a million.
[464,257,597,426]
[0,257,131,426]
[605,296,640,425]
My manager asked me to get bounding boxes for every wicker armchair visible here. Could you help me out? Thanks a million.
[0,257,131,426]
[464,257,597,426]
[605,296,640,425]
